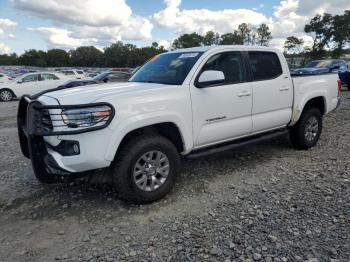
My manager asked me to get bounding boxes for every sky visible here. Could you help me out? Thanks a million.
[0,0,349,55]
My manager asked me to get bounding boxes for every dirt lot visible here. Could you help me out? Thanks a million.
[0,91,349,262]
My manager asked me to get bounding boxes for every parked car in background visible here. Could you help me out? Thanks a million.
[0,72,70,101]
[60,69,86,79]
[86,72,100,78]
[112,68,134,74]
[292,59,350,90]
[0,73,12,83]
[57,79,100,88]
[93,71,131,83]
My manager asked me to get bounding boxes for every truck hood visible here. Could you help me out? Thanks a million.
[291,67,330,75]
[42,81,167,104]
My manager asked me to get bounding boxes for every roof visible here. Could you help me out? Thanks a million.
[168,45,278,54]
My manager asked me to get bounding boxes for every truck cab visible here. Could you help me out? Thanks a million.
[17,46,341,203]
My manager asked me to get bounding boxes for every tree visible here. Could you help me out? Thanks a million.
[172,33,204,49]
[203,31,220,46]
[219,32,241,45]
[151,42,159,48]
[104,41,165,67]
[256,24,272,46]
[70,46,103,67]
[331,11,350,57]
[104,41,125,67]
[19,50,47,67]
[46,49,70,67]
[237,23,255,45]
[0,53,18,65]
[284,36,305,54]
[304,13,333,58]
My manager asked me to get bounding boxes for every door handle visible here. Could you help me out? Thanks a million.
[237,91,251,97]
[279,86,290,91]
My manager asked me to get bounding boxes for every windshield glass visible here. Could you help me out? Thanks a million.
[304,60,333,68]
[129,52,203,85]
[93,72,109,81]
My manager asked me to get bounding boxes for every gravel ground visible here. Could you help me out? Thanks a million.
[0,90,349,262]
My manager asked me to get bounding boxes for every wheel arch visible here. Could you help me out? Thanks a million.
[104,116,192,162]
[291,95,327,125]
[302,96,326,115]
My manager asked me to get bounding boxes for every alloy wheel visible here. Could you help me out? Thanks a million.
[133,150,170,192]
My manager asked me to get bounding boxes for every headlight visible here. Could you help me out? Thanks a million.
[61,105,114,128]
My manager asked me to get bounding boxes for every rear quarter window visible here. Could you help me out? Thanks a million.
[248,51,283,81]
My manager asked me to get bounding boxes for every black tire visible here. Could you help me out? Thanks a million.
[0,89,15,102]
[347,83,350,91]
[112,134,181,204]
[290,107,323,150]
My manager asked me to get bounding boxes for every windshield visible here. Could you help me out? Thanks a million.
[93,72,109,81]
[129,52,203,85]
[304,60,333,68]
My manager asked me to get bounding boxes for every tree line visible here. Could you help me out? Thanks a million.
[0,42,166,67]
[0,10,349,67]
[0,23,272,68]
[284,10,350,59]
[172,23,272,49]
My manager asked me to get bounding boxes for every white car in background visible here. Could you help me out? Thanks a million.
[0,72,70,101]
[60,69,87,79]
[0,73,13,83]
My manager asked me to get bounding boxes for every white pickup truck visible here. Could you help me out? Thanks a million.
[17,46,341,203]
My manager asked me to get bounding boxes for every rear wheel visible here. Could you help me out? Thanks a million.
[112,134,180,204]
[290,107,323,149]
[0,89,14,102]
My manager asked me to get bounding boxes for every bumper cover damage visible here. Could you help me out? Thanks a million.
[17,95,114,179]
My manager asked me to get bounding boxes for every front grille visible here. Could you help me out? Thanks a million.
[41,109,53,131]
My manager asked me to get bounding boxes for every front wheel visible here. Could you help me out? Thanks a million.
[290,107,323,150]
[0,89,14,102]
[112,134,181,204]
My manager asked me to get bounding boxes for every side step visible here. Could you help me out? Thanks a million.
[187,129,289,159]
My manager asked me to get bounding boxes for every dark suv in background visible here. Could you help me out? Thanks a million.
[292,59,350,90]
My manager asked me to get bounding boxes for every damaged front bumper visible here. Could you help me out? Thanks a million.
[17,95,114,180]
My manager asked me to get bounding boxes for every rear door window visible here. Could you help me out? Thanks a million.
[248,52,283,81]
[40,74,59,81]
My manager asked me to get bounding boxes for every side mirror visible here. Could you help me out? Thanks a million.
[17,79,23,84]
[196,70,225,88]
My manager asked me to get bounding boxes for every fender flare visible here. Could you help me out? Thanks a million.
[104,111,193,161]
[290,91,327,125]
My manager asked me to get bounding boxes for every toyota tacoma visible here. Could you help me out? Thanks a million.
[17,46,342,203]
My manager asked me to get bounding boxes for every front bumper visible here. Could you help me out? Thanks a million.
[17,96,114,176]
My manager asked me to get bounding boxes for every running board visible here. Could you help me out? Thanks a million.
[187,129,289,159]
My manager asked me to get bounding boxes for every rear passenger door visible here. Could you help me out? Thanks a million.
[248,51,293,132]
